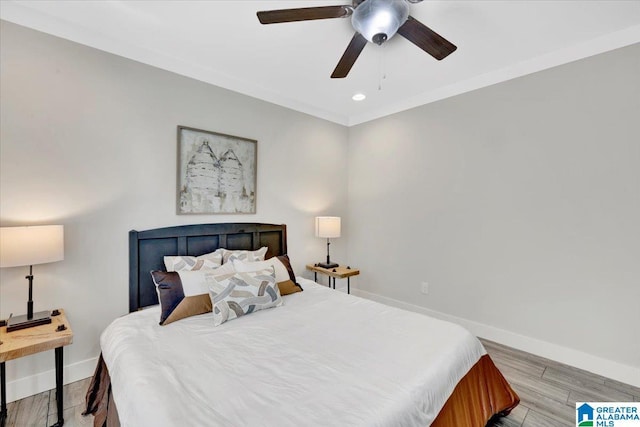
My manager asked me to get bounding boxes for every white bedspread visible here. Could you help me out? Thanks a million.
[101,278,486,427]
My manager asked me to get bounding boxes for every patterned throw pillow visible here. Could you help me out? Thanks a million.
[209,267,283,326]
[151,263,236,325]
[222,247,268,264]
[232,255,303,296]
[164,249,223,272]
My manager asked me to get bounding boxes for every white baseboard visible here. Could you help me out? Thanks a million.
[6,356,98,403]
[352,289,640,388]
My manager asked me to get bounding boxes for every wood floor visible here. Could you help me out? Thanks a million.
[4,377,92,427]
[482,338,640,427]
[5,339,640,426]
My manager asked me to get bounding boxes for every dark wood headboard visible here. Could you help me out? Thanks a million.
[129,223,287,312]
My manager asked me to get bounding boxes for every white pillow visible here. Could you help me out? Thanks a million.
[222,247,268,263]
[233,258,291,284]
[164,249,223,272]
[233,257,302,296]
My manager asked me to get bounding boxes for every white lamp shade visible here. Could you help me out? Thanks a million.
[315,217,341,238]
[0,225,64,268]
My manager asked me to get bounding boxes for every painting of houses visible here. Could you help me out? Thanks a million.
[178,126,256,214]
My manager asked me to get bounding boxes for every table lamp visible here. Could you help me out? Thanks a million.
[0,225,64,332]
[315,216,340,269]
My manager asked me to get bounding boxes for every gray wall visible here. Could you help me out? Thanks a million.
[2,18,639,397]
[348,43,640,378]
[0,21,348,400]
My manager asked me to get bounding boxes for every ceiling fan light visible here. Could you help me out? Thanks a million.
[352,0,410,45]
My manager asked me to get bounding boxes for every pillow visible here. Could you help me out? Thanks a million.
[275,255,303,293]
[164,249,223,272]
[151,263,236,325]
[209,267,282,326]
[222,247,268,264]
[232,255,302,295]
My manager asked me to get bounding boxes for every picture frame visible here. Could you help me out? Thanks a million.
[177,126,257,214]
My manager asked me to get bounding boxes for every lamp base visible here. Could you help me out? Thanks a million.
[317,262,339,269]
[6,310,51,332]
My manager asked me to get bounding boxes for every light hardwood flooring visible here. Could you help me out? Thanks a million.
[5,339,640,426]
[482,338,640,427]
[4,377,92,427]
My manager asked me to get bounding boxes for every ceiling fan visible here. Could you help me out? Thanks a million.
[257,0,457,79]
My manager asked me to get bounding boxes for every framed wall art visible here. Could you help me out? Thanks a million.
[177,126,257,214]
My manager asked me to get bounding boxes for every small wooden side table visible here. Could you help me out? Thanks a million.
[306,264,360,294]
[0,309,73,427]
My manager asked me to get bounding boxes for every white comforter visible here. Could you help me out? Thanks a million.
[101,278,486,427]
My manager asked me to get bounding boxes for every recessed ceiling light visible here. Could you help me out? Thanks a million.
[352,93,366,101]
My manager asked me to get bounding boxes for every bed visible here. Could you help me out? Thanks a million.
[85,222,518,427]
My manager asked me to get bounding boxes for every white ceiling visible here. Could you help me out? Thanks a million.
[2,1,640,126]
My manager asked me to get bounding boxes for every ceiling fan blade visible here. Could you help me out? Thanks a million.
[397,16,457,60]
[331,32,368,78]
[257,6,351,24]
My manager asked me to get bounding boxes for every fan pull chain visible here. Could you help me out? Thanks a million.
[378,44,387,91]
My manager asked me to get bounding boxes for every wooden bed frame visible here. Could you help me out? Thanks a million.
[128,222,287,313]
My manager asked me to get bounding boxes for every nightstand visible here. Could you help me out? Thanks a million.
[306,264,360,294]
[0,309,73,427]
